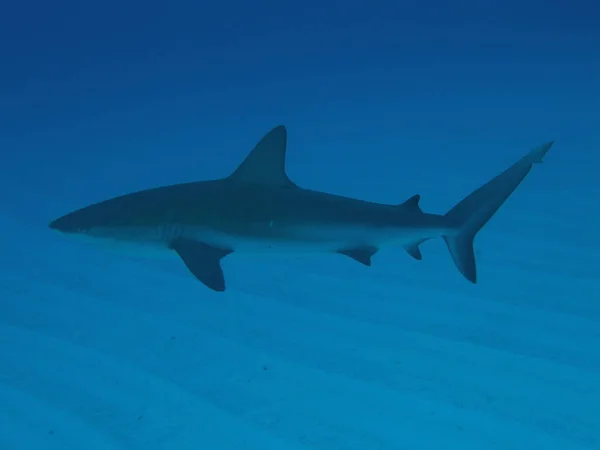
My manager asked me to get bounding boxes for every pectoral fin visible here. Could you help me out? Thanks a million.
[169,238,233,292]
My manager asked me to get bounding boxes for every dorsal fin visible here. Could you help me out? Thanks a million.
[228,125,295,186]
[397,194,422,213]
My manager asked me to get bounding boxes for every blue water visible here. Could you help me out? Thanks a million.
[1,1,599,448]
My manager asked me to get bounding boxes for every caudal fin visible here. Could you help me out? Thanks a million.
[443,141,554,283]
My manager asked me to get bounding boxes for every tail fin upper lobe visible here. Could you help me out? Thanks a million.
[443,141,554,283]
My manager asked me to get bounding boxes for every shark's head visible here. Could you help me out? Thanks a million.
[49,184,146,238]
[48,200,155,253]
[48,199,126,240]
[48,194,174,258]
[49,208,96,235]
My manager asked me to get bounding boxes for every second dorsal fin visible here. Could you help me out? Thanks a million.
[397,194,422,213]
[228,125,295,187]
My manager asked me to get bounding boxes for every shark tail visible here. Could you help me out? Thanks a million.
[442,141,554,283]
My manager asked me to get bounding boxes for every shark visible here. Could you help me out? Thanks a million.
[49,125,553,292]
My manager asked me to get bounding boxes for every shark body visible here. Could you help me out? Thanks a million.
[49,126,553,291]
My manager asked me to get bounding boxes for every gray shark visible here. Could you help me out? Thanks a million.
[49,126,553,292]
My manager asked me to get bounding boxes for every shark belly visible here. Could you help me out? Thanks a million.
[93,219,444,257]
[79,223,327,255]
[92,223,394,254]
[186,222,426,254]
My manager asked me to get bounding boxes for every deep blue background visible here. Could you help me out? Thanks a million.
[1,0,598,225]
[1,3,600,447]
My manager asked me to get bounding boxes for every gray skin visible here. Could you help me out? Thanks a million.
[49,125,553,292]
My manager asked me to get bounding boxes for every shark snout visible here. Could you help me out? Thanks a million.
[48,218,70,233]
[48,215,86,234]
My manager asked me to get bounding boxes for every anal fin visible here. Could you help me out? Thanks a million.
[405,242,423,260]
[169,238,233,292]
[405,238,428,260]
[337,246,379,266]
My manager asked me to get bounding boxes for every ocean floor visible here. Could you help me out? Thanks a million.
[1,192,599,449]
